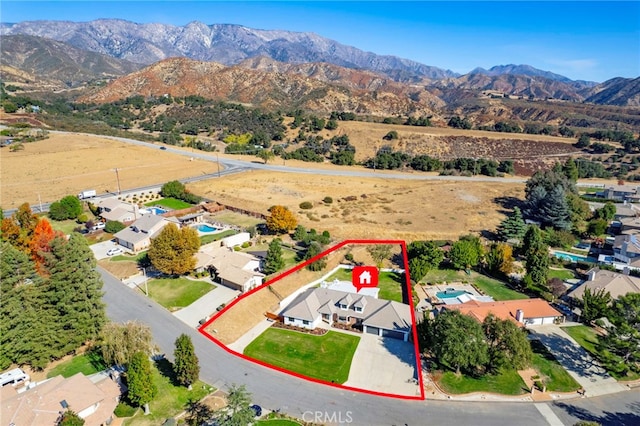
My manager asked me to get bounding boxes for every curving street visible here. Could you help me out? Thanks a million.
[99,266,639,426]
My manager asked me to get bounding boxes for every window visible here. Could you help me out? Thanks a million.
[302,320,310,326]
[355,307,362,313]
[338,316,347,321]
[288,317,294,322]
[339,304,347,310]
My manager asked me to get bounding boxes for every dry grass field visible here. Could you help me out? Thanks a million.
[0,133,219,209]
[188,170,524,241]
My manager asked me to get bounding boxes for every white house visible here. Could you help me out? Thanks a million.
[196,244,264,292]
[97,198,140,223]
[113,215,179,252]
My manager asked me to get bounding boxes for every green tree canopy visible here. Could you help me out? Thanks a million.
[598,293,640,376]
[57,410,85,426]
[448,237,482,271]
[148,223,200,275]
[523,226,549,291]
[496,207,527,242]
[99,321,156,367]
[581,287,611,324]
[174,334,200,387]
[213,384,255,426]
[482,314,533,373]
[304,242,327,271]
[407,241,444,282]
[264,238,284,275]
[160,180,186,198]
[127,352,158,411]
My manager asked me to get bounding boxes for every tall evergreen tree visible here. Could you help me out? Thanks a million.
[44,234,106,357]
[598,293,640,376]
[264,238,285,275]
[563,158,579,182]
[213,384,255,426]
[522,226,549,291]
[496,207,527,242]
[127,352,157,414]
[539,186,571,230]
[173,334,200,387]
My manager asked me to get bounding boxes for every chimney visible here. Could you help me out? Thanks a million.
[515,309,524,323]
[587,268,598,281]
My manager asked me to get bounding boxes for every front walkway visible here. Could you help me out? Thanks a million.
[227,318,275,353]
[529,324,627,397]
[173,284,240,328]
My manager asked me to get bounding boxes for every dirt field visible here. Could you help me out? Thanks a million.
[188,170,524,242]
[0,133,220,209]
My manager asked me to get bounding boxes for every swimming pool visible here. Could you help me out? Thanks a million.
[436,290,471,299]
[148,207,168,215]
[553,251,597,263]
[196,224,219,233]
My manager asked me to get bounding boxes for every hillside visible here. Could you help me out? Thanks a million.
[583,77,640,107]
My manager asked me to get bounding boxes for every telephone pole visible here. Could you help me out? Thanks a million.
[114,168,122,195]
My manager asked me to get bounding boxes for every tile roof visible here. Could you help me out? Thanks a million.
[445,298,562,324]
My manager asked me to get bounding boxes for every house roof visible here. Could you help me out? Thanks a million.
[280,287,412,332]
[323,279,380,298]
[606,185,638,194]
[198,244,263,287]
[615,204,640,218]
[98,198,127,211]
[445,298,562,324]
[114,215,178,245]
[569,269,640,300]
[615,234,640,255]
[101,206,138,222]
[621,216,640,231]
[0,373,120,426]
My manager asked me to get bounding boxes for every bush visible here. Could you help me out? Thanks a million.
[323,196,333,204]
[77,214,88,224]
[104,220,126,234]
[241,241,251,248]
[114,401,138,418]
[299,201,313,210]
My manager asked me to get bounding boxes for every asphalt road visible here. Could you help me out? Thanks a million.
[99,266,640,426]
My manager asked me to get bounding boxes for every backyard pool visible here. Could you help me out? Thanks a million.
[148,207,168,215]
[436,290,472,299]
[553,251,597,263]
[196,224,219,233]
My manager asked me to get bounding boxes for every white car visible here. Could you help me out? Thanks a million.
[106,247,123,256]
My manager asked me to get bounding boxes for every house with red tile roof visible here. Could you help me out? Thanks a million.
[444,298,563,326]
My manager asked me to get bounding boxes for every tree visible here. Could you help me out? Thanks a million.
[160,180,186,199]
[538,186,571,230]
[496,207,527,242]
[2,203,38,253]
[174,334,199,387]
[99,321,156,367]
[448,238,482,271]
[383,131,398,140]
[60,195,83,219]
[304,242,326,271]
[523,226,549,291]
[57,410,85,426]
[367,244,393,268]
[266,205,297,234]
[127,352,157,414]
[581,287,611,324]
[485,243,514,277]
[576,134,591,148]
[593,202,616,222]
[256,149,275,164]
[213,384,255,426]
[29,217,59,274]
[563,158,579,182]
[482,314,533,373]
[148,224,200,275]
[264,238,284,274]
[407,241,444,282]
[587,218,608,236]
[292,225,307,242]
[547,278,567,299]
[566,193,591,232]
[104,220,125,234]
[598,293,640,376]
[186,400,214,426]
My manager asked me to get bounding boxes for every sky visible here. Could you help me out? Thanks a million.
[1,1,639,82]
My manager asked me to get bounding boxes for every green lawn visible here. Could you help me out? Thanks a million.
[548,268,576,281]
[200,229,238,245]
[145,197,192,210]
[256,420,302,426]
[47,351,107,378]
[325,268,404,302]
[244,329,359,384]
[145,277,215,311]
[124,358,212,426]
[212,211,265,228]
[422,268,527,301]
[530,340,581,392]
[49,219,83,235]
[438,369,527,395]
[110,251,147,263]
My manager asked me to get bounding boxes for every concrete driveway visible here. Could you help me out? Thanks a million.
[344,333,420,397]
[529,325,627,397]
[90,239,122,260]
[173,284,240,328]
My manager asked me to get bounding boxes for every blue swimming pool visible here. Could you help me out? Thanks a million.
[148,207,167,215]
[196,224,219,233]
[553,251,597,263]
[436,290,471,299]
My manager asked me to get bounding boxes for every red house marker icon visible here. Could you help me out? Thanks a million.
[352,266,379,292]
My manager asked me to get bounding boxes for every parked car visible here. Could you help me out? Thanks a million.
[92,221,106,230]
[250,404,262,417]
[106,247,123,256]
[160,146,167,150]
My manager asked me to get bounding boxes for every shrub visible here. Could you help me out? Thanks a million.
[323,196,333,204]
[241,241,251,248]
[104,220,126,234]
[77,214,88,224]
[114,401,137,418]
[299,201,313,210]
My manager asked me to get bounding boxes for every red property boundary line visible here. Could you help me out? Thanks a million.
[198,239,425,401]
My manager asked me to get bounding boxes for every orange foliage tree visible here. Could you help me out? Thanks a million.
[30,218,61,274]
[0,203,39,253]
[266,205,298,234]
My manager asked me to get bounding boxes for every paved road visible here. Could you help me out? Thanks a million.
[99,266,640,425]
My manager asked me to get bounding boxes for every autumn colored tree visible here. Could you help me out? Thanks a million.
[29,218,60,274]
[266,205,297,234]
[148,223,200,275]
[1,203,38,253]
[485,242,514,277]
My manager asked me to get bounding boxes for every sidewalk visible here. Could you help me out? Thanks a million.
[227,318,274,353]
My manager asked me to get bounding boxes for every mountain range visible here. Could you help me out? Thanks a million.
[0,19,639,109]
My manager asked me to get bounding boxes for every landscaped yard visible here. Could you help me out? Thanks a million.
[123,358,212,426]
[437,368,527,395]
[145,197,192,210]
[548,268,576,281]
[212,210,265,228]
[256,420,302,426]
[145,277,215,311]
[48,218,84,235]
[200,229,238,245]
[530,340,580,392]
[110,251,147,263]
[244,328,359,384]
[423,268,527,301]
[46,351,106,378]
[326,268,404,302]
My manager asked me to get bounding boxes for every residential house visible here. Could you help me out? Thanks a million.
[568,268,640,301]
[614,203,640,220]
[620,216,640,234]
[196,244,264,292]
[443,298,564,326]
[114,215,179,252]
[597,184,640,202]
[0,372,120,426]
[280,287,413,341]
[97,198,140,223]
[611,234,640,268]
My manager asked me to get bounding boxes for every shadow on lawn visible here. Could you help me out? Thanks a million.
[154,357,179,386]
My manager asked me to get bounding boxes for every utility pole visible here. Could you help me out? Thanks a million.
[216,153,221,178]
[142,267,149,296]
[37,193,43,213]
[114,168,122,195]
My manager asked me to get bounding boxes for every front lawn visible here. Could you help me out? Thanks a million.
[145,277,215,311]
[124,358,212,426]
[256,420,302,426]
[212,211,265,228]
[548,268,576,281]
[437,369,527,395]
[530,340,581,392]
[145,197,192,210]
[244,328,359,384]
[325,268,405,302]
[110,251,147,263]
[49,218,83,235]
[47,351,106,378]
[423,268,527,301]
[200,229,238,245]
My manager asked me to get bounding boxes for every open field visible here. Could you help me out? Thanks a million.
[0,132,220,209]
[188,170,524,241]
[244,328,359,384]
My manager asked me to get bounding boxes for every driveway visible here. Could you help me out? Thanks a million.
[90,239,121,260]
[529,325,627,397]
[343,333,420,397]
[173,284,240,327]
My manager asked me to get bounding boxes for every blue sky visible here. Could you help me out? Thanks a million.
[2,1,638,82]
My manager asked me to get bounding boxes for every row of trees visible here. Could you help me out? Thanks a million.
[160,180,203,204]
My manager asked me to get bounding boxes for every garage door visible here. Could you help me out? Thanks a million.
[382,329,405,340]
[365,326,379,335]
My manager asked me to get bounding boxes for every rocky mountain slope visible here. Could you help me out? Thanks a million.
[583,77,640,107]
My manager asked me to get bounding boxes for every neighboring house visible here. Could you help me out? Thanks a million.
[568,268,640,301]
[114,215,179,252]
[612,234,640,266]
[280,287,413,341]
[97,198,141,223]
[1,372,120,426]
[614,203,640,220]
[196,244,264,292]
[597,185,640,202]
[444,298,564,326]
[620,216,640,234]
[221,232,251,248]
